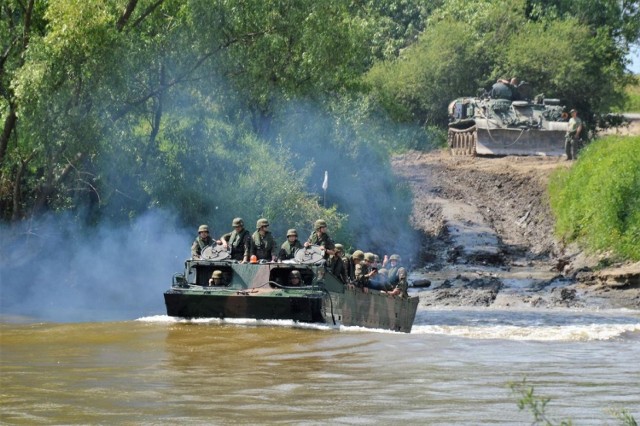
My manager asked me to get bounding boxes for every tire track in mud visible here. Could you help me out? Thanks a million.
[393,150,640,309]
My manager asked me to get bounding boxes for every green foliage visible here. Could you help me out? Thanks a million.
[366,0,638,127]
[509,378,573,426]
[549,136,640,261]
[615,76,640,112]
[510,378,638,426]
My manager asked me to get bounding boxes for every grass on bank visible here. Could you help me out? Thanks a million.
[548,135,640,261]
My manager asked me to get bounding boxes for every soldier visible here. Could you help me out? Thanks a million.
[364,252,383,290]
[251,218,276,261]
[191,224,224,259]
[279,228,303,261]
[385,254,402,287]
[354,252,378,292]
[208,270,225,286]
[304,219,335,259]
[382,267,409,297]
[225,217,252,263]
[345,249,364,282]
[288,270,302,286]
[328,243,347,284]
[565,108,583,160]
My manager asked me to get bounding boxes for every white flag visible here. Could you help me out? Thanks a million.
[322,171,328,191]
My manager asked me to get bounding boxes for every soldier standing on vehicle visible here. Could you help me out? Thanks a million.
[279,228,303,261]
[304,219,335,259]
[191,224,224,259]
[565,108,583,160]
[251,218,277,261]
[224,217,252,263]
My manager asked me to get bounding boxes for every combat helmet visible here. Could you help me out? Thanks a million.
[390,254,400,262]
[287,228,298,237]
[256,218,269,229]
[352,250,364,261]
[364,252,376,263]
[334,243,344,253]
[232,217,244,227]
[314,219,327,229]
[289,270,301,279]
[198,224,209,233]
[211,270,223,279]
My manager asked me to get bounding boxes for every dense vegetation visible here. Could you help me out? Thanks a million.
[619,75,640,112]
[1,0,639,255]
[549,136,640,261]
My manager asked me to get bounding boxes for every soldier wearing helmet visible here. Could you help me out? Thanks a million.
[327,243,347,284]
[226,217,252,263]
[345,249,365,281]
[279,228,302,261]
[353,252,379,292]
[383,254,402,288]
[208,270,226,286]
[304,219,335,259]
[251,218,276,262]
[288,270,302,286]
[191,224,224,259]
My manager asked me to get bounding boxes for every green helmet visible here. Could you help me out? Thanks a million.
[352,250,364,261]
[211,270,223,279]
[289,270,301,279]
[334,243,344,253]
[256,218,269,229]
[287,228,298,237]
[232,217,244,227]
[314,219,327,230]
[390,254,400,261]
[364,252,376,262]
[198,224,209,233]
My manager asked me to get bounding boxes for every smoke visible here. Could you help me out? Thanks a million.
[0,210,189,322]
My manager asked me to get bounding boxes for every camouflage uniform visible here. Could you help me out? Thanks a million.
[279,239,302,260]
[251,230,276,260]
[565,112,583,160]
[395,268,409,297]
[353,263,371,289]
[307,231,335,249]
[191,235,215,258]
[228,228,252,261]
[328,255,347,284]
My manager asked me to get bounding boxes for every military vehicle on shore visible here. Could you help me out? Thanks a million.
[164,245,419,333]
[447,82,569,156]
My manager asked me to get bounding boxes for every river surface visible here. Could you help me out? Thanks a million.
[2,302,639,426]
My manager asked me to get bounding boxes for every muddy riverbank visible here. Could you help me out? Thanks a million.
[394,150,640,310]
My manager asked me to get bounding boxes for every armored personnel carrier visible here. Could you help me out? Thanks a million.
[164,245,419,333]
[448,85,569,156]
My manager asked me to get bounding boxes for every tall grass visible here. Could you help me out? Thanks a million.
[548,136,640,261]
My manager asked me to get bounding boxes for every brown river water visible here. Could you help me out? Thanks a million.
[2,306,639,425]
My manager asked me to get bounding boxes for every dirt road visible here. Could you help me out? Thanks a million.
[394,150,640,309]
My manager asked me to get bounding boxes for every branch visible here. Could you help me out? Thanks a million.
[112,31,266,121]
[131,0,165,29]
[116,0,139,32]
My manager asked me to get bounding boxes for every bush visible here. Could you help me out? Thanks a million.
[549,136,640,261]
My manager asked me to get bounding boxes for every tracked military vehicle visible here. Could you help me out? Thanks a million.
[448,83,569,156]
[164,245,419,333]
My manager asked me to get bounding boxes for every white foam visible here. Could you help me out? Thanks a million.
[410,323,640,341]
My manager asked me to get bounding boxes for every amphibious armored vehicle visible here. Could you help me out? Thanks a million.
[448,87,569,156]
[164,245,419,333]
